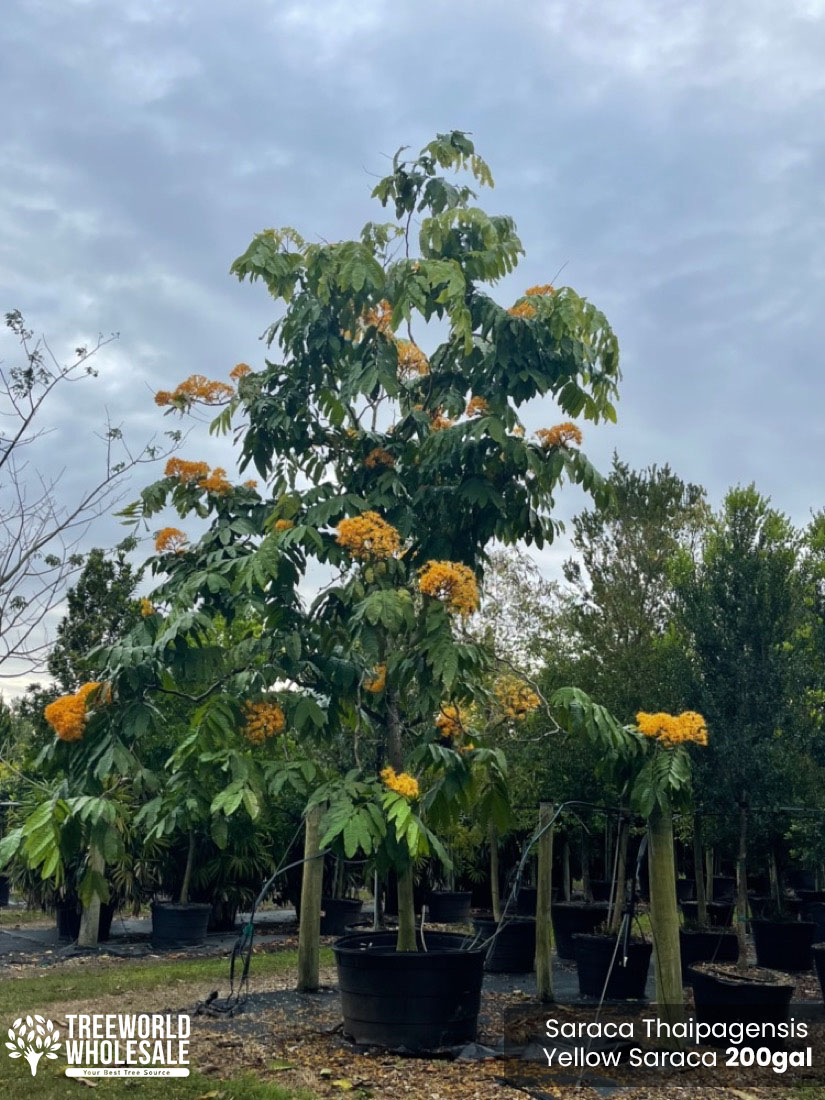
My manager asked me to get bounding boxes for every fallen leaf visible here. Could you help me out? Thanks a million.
[333,1080,354,1091]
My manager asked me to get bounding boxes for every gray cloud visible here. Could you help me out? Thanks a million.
[2,0,824,690]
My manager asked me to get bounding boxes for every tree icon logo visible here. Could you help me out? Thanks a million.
[5,1015,62,1076]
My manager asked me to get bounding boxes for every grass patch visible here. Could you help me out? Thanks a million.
[0,906,53,926]
[0,947,334,1017]
[0,1062,316,1100]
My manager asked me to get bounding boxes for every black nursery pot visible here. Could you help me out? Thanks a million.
[472,915,536,973]
[712,875,736,901]
[207,899,239,933]
[688,964,794,1038]
[514,885,558,916]
[751,918,816,972]
[679,927,739,970]
[573,934,652,1000]
[333,930,485,1051]
[0,876,9,907]
[676,878,696,902]
[551,902,609,960]
[796,890,825,905]
[427,890,471,923]
[55,901,82,941]
[803,903,825,942]
[680,900,734,927]
[789,869,816,892]
[588,880,612,903]
[151,902,211,947]
[320,896,363,935]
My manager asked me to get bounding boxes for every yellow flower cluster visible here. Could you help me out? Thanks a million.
[512,425,525,438]
[364,448,395,469]
[364,664,386,693]
[466,396,489,417]
[336,511,401,560]
[154,527,188,553]
[363,299,394,334]
[200,467,232,494]
[44,682,105,743]
[525,284,556,297]
[230,362,252,380]
[396,340,430,378]
[418,561,479,616]
[380,766,419,800]
[429,410,454,432]
[274,519,295,533]
[436,703,466,738]
[536,422,583,449]
[165,458,210,484]
[495,676,541,720]
[244,479,258,489]
[155,374,234,407]
[636,711,709,747]
[243,701,286,744]
[139,598,155,617]
[507,301,537,319]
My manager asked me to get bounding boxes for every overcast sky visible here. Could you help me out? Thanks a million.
[1,0,824,693]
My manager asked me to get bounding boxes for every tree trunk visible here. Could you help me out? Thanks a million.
[297,804,324,992]
[735,800,749,970]
[387,691,416,950]
[581,826,592,902]
[562,836,571,901]
[648,802,683,1019]
[769,842,782,912]
[179,830,196,906]
[609,816,629,933]
[489,822,502,922]
[535,802,554,1003]
[373,872,382,930]
[77,846,104,948]
[693,811,707,926]
[705,846,714,902]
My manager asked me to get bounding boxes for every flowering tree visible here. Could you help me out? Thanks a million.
[63,132,621,953]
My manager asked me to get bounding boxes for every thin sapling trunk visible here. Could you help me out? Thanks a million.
[179,830,196,905]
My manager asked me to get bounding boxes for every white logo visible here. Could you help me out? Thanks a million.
[6,1015,62,1076]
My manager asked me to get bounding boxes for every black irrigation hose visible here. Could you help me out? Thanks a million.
[198,831,372,1016]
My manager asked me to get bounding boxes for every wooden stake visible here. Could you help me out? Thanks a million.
[648,802,683,1020]
[535,802,555,1003]
[297,804,323,992]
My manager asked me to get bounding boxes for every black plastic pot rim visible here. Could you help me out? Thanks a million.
[152,902,212,912]
[572,933,649,946]
[334,931,483,958]
[689,964,794,989]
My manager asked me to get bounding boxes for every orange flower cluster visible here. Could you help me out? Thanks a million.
[436,703,467,738]
[139,598,155,617]
[230,362,252,380]
[495,676,541,720]
[636,711,709,747]
[466,395,489,417]
[429,410,454,432]
[165,458,210,484]
[44,682,105,742]
[364,448,395,469]
[336,511,401,560]
[274,519,295,533]
[363,299,394,334]
[512,425,525,438]
[244,479,258,489]
[155,374,234,408]
[380,766,419,800]
[536,422,583,449]
[418,560,479,616]
[200,467,232,494]
[243,701,286,744]
[396,340,430,378]
[525,284,555,297]
[364,664,386,693]
[155,527,188,553]
[507,301,536,319]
